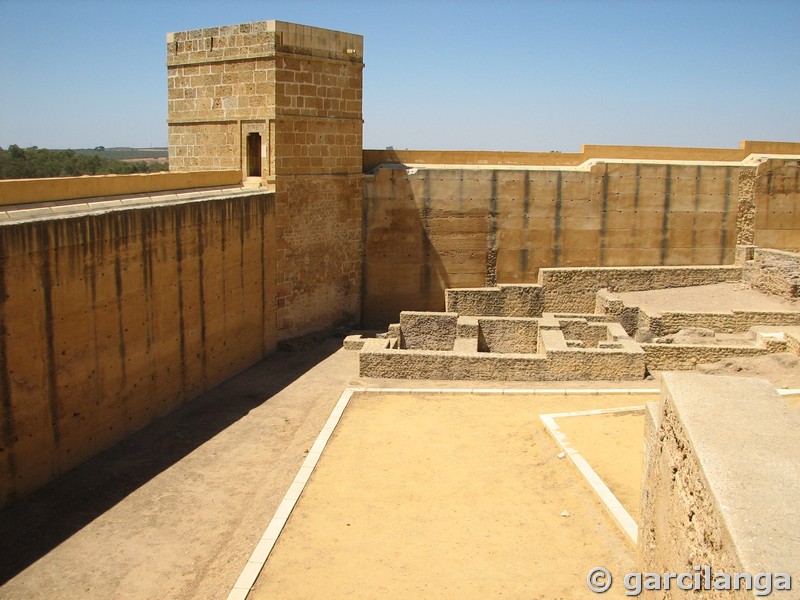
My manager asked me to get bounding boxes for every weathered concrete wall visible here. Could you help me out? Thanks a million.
[363,163,745,326]
[640,374,800,595]
[364,141,800,172]
[753,159,800,252]
[0,194,277,507]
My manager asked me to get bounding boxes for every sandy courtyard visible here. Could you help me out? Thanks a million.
[249,392,649,599]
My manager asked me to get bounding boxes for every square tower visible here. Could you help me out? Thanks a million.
[166,20,363,184]
[167,21,364,337]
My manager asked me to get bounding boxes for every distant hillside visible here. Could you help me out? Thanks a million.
[0,145,169,179]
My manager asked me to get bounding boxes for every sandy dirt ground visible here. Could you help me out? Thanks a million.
[614,282,800,313]
[0,337,364,600]
[250,392,643,600]
[0,330,796,599]
[692,353,800,389]
[0,338,658,600]
[554,409,645,519]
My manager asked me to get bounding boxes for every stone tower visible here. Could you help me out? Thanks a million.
[167,21,364,337]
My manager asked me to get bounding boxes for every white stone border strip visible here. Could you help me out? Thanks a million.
[777,389,800,396]
[540,405,646,546]
[225,388,356,600]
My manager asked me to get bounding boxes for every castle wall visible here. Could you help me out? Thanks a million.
[0,194,277,507]
[363,163,745,326]
[753,159,800,252]
[0,170,241,206]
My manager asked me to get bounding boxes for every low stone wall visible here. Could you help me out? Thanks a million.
[445,284,544,317]
[788,331,800,356]
[360,347,548,380]
[638,309,800,337]
[359,345,644,381]
[743,247,800,299]
[559,319,611,346]
[476,317,539,353]
[641,343,778,371]
[596,284,800,337]
[361,315,645,381]
[399,311,457,350]
[639,373,800,594]
[595,288,640,334]
[540,265,742,313]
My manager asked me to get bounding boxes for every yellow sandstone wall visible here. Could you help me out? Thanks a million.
[363,163,744,326]
[166,23,276,176]
[0,170,241,206]
[753,159,800,251]
[272,42,363,336]
[0,194,277,507]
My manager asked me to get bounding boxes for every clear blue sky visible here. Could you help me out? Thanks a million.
[1,0,798,152]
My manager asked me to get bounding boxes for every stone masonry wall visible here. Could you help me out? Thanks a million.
[0,194,277,508]
[640,374,800,595]
[168,21,364,339]
[641,343,776,371]
[540,265,742,313]
[167,23,276,176]
[735,169,756,245]
[272,42,363,337]
[744,247,800,299]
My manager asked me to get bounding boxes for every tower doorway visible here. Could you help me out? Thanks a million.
[246,132,262,178]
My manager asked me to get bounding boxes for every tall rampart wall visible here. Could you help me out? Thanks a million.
[0,193,277,507]
[363,163,746,326]
[753,159,800,251]
[362,153,800,327]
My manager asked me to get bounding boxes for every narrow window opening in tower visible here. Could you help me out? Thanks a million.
[247,132,262,177]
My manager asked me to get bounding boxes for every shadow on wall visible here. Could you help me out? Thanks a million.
[362,166,454,327]
[361,159,751,329]
[0,336,341,585]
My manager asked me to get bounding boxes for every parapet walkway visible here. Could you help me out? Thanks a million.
[0,184,260,223]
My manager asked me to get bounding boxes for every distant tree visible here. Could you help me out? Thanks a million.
[0,146,169,179]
